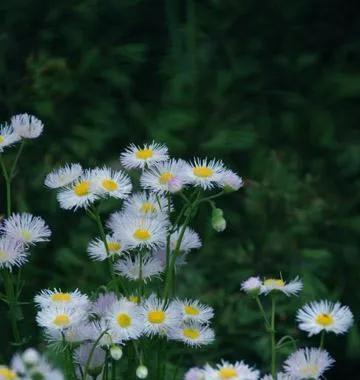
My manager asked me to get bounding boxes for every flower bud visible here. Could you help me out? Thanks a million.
[136,365,148,378]
[22,348,40,366]
[241,276,262,296]
[219,170,243,192]
[110,345,123,360]
[211,208,226,232]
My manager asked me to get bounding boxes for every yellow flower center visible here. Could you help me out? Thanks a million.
[159,171,174,184]
[53,314,70,327]
[0,136,4,144]
[117,313,132,328]
[136,148,154,160]
[74,181,90,196]
[300,364,319,377]
[133,228,151,241]
[128,295,140,304]
[21,229,32,241]
[51,292,72,302]
[0,367,17,380]
[107,241,121,252]
[148,310,165,324]
[183,328,200,340]
[140,202,157,214]
[184,305,200,315]
[316,313,334,326]
[219,367,237,379]
[102,179,118,192]
[193,166,214,178]
[264,278,285,287]
[0,250,8,260]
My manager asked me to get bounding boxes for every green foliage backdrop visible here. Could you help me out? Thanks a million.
[0,1,359,378]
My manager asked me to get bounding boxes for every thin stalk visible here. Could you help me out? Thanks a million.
[255,296,270,328]
[320,330,325,349]
[91,208,122,294]
[83,330,109,380]
[10,140,25,179]
[270,296,277,378]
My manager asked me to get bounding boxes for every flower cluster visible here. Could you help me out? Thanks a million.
[0,348,64,380]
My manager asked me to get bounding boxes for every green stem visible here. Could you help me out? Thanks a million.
[83,330,109,380]
[91,208,122,294]
[255,296,270,328]
[10,140,25,179]
[270,296,277,378]
[319,330,325,349]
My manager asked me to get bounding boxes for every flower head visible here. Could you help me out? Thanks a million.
[106,298,144,341]
[241,277,262,295]
[141,294,180,336]
[92,166,132,199]
[170,226,202,253]
[203,360,259,380]
[74,343,105,376]
[0,366,18,380]
[140,159,189,193]
[0,124,20,152]
[57,170,98,210]
[120,142,169,170]
[111,214,168,250]
[87,235,127,261]
[44,163,83,189]
[91,292,117,318]
[172,299,214,324]
[219,170,244,192]
[11,113,44,139]
[123,192,170,218]
[115,253,164,283]
[1,213,51,246]
[169,322,214,347]
[283,348,334,380]
[185,158,225,190]
[296,300,354,336]
[34,289,89,310]
[184,367,205,380]
[0,237,27,270]
[260,276,303,297]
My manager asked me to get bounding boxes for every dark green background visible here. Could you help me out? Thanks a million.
[0,1,359,378]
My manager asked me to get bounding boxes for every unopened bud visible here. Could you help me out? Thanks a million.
[211,208,226,232]
[110,345,123,360]
[136,365,148,378]
[22,348,40,366]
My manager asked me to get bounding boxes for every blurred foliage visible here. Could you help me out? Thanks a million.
[0,0,359,378]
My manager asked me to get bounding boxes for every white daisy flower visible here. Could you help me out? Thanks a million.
[0,366,19,380]
[0,124,21,152]
[10,113,44,139]
[141,294,180,336]
[172,299,214,324]
[184,367,205,380]
[106,298,144,341]
[185,158,225,190]
[140,159,189,193]
[0,237,27,270]
[44,163,83,189]
[120,142,169,170]
[169,322,214,347]
[123,192,170,218]
[57,170,98,210]
[87,235,127,261]
[260,276,303,297]
[219,170,244,191]
[74,343,105,376]
[169,226,202,253]
[283,348,335,380]
[1,213,51,246]
[203,360,260,380]
[241,276,262,294]
[91,292,117,318]
[36,304,86,331]
[115,253,164,283]
[296,300,354,336]
[112,214,168,249]
[92,166,132,199]
[34,289,89,310]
